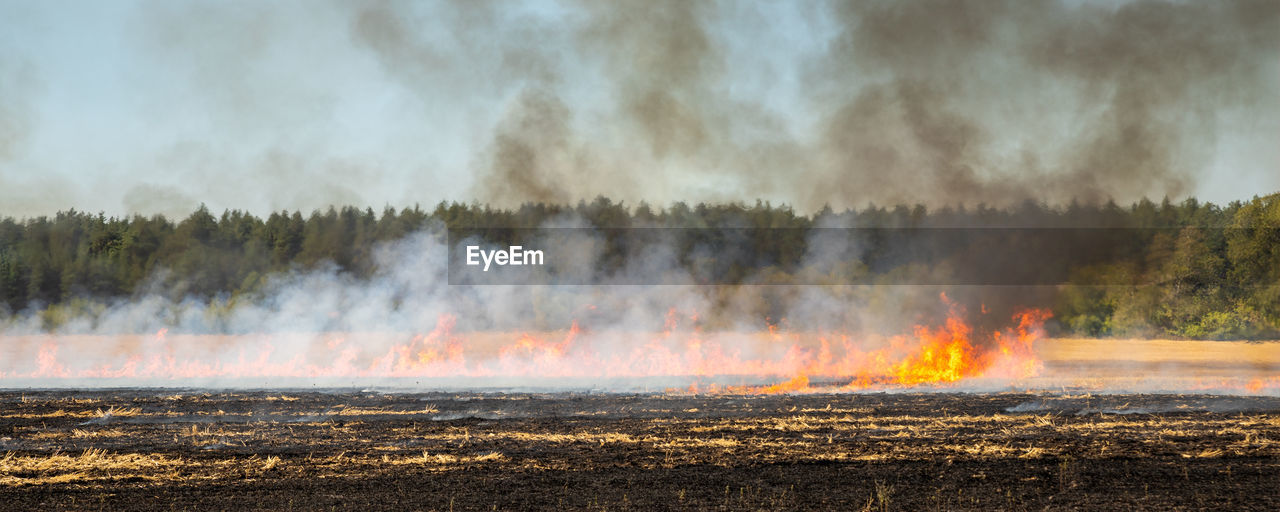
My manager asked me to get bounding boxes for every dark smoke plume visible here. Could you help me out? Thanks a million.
[465,0,1277,210]
[810,0,1279,208]
[1,0,1276,217]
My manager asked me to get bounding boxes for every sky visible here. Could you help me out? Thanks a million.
[0,0,1276,219]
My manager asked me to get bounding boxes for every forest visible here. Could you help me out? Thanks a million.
[1,193,1277,339]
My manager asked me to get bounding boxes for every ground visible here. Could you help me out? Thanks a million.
[1,390,1278,510]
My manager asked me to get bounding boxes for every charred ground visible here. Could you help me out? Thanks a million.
[0,390,1277,510]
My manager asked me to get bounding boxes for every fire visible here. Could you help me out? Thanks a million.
[1187,376,1280,395]
[0,295,1070,394]
[826,304,1049,392]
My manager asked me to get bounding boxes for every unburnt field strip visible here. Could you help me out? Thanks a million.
[1,390,1278,510]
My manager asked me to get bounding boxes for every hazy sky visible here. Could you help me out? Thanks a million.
[0,0,1276,219]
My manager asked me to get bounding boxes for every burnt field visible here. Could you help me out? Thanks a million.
[1,390,1278,510]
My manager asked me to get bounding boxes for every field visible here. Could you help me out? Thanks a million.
[2,389,1279,510]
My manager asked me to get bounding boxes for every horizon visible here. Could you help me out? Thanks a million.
[4,191,1278,224]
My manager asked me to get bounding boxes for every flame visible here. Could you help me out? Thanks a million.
[1186,376,1280,395]
[0,295,1077,394]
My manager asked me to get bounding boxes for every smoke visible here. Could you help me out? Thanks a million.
[3,0,1274,218]
[0,216,1016,388]
[579,0,720,161]
[477,89,591,206]
[808,0,1279,207]
[0,43,46,214]
[0,61,34,161]
[2,213,1276,395]
[421,0,1279,210]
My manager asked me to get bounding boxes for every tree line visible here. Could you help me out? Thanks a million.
[1,194,1277,339]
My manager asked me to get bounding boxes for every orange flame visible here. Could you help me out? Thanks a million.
[0,295,1070,395]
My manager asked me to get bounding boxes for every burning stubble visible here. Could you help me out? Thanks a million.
[0,228,1275,395]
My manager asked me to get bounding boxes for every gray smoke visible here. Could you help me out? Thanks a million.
[0,0,1276,215]
[807,0,1279,208]
[459,0,1278,209]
